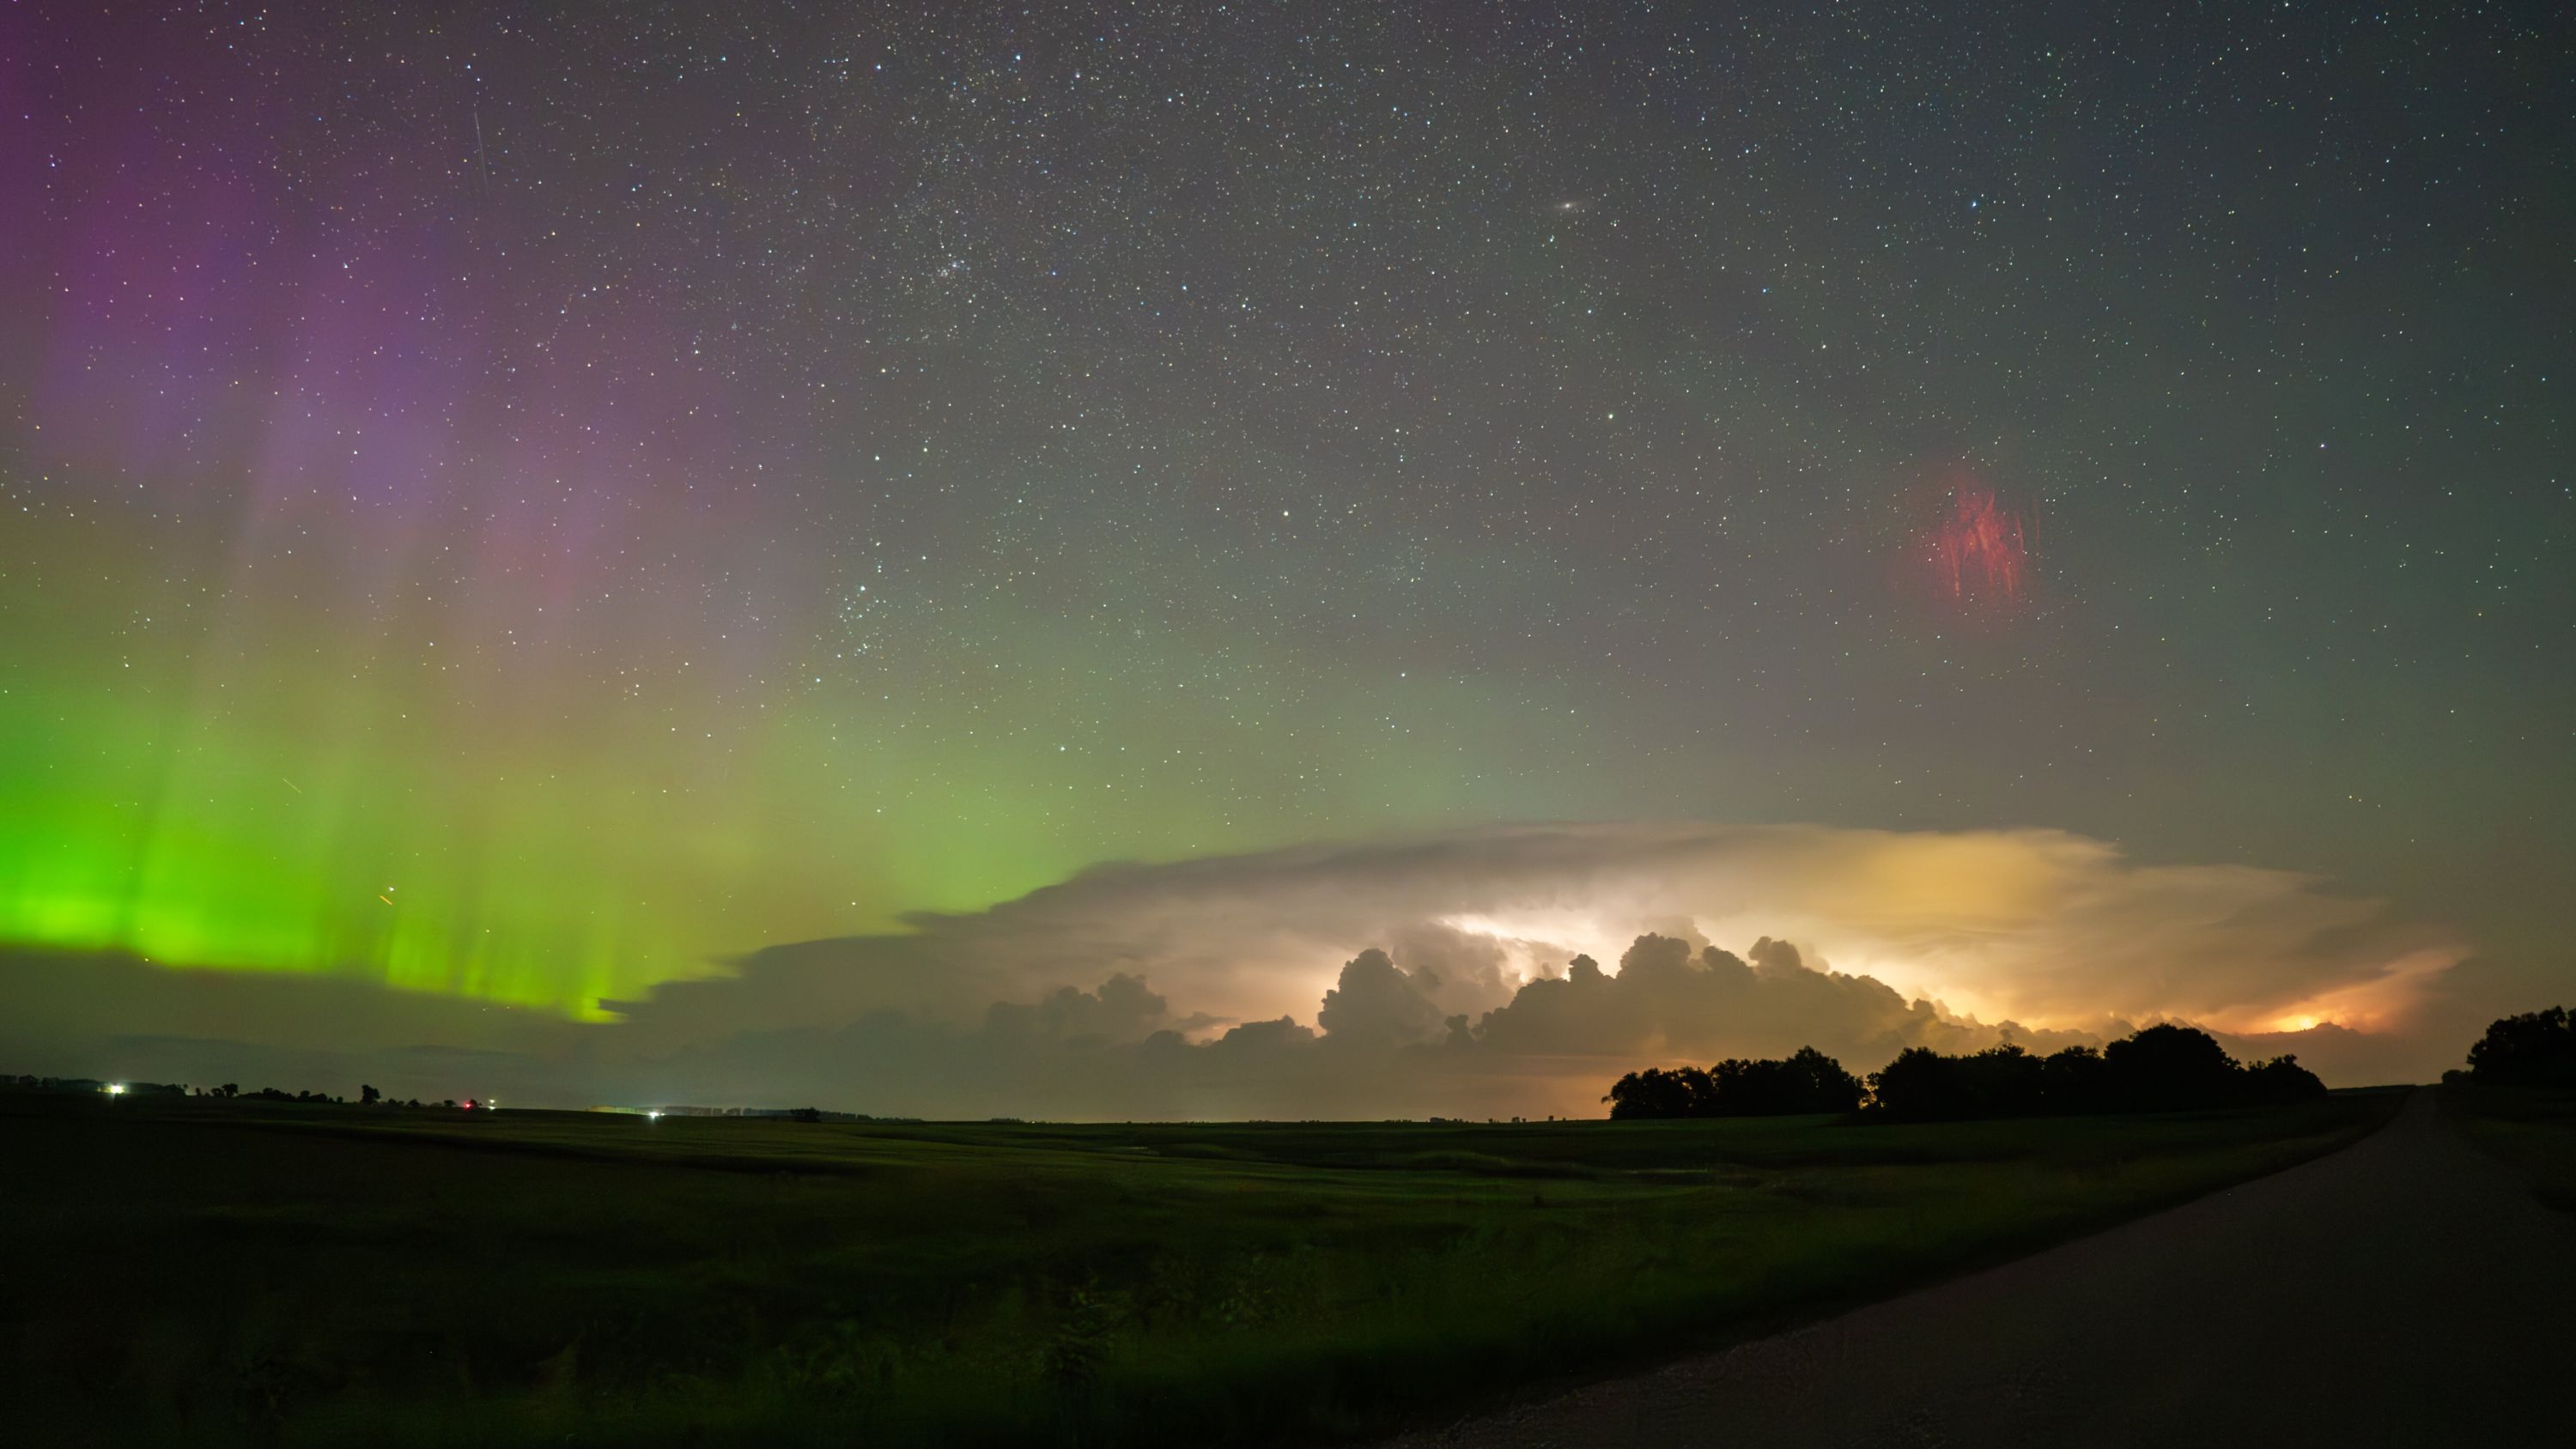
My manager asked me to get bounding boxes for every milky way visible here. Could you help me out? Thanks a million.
[2,3,2570,1038]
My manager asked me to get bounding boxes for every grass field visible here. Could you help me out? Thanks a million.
[2445,1082,2576,1211]
[0,1088,2398,1447]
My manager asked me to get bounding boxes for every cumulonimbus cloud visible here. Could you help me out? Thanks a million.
[4,822,2468,1115]
[614,822,2462,1047]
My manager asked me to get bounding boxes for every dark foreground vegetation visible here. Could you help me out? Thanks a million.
[1605,1024,2324,1124]
[2455,1003,2576,1088]
[1867,1025,2325,1120]
[1602,1046,1863,1119]
[0,1086,2393,1447]
[2445,1004,2576,1211]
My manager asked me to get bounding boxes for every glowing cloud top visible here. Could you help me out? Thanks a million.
[3,3,2570,1108]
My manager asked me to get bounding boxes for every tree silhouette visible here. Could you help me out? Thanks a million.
[1607,1048,1862,1119]
[2102,1023,2241,1111]
[1603,1065,1712,1119]
[1866,1046,1975,1121]
[2038,1044,2111,1114]
[1862,1025,2320,1121]
[359,1083,380,1106]
[2465,1005,2576,1087]
[2239,1053,2327,1105]
[1707,1048,1866,1114]
[1784,1046,1868,1113]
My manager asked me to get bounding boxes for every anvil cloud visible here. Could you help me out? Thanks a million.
[3,823,2463,1117]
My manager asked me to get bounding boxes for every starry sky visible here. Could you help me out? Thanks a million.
[3,2,2570,1104]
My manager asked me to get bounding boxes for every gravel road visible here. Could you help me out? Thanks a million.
[1381,1090,2576,1448]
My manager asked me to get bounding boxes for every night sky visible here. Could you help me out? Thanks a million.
[3,3,2570,1108]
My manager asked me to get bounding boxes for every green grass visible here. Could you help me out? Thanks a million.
[0,1089,2398,1447]
[2445,1082,2576,1210]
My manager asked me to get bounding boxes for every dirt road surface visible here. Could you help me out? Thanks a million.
[1382,1091,2576,1447]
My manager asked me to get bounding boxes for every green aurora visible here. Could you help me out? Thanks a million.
[4,2,2573,1067]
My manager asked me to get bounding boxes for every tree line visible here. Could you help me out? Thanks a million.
[1606,1024,2325,1122]
[0,1076,480,1110]
[2455,1004,2576,1088]
[1602,1046,1864,1119]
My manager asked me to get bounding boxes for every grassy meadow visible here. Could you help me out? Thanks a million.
[0,1088,2398,1446]
[2446,1082,2576,1210]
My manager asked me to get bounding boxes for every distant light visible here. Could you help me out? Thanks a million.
[105,1082,126,1096]
[646,1110,663,1121]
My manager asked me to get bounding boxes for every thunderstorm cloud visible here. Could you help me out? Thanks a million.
[3,822,2463,1115]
